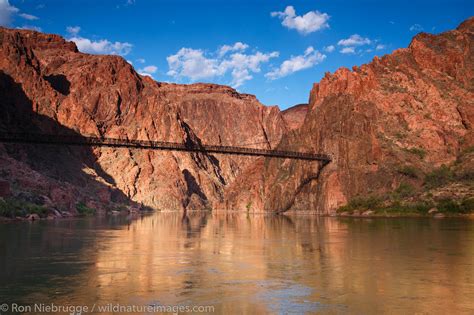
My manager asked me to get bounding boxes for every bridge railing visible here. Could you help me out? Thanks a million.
[0,132,332,162]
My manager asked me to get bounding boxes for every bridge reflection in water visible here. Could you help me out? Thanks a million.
[0,132,332,163]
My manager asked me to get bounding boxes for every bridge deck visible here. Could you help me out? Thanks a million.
[0,132,332,162]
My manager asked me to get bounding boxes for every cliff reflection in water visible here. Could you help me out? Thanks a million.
[0,214,473,313]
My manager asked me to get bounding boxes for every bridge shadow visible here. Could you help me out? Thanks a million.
[0,71,131,211]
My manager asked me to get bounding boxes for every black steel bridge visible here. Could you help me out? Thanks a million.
[0,132,332,163]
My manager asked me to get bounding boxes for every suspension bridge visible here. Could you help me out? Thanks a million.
[0,132,332,163]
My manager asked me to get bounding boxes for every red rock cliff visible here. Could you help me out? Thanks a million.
[263,17,473,213]
[0,27,287,213]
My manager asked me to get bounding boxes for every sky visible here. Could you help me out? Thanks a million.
[0,0,472,109]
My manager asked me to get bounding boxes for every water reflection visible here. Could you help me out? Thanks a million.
[0,214,473,313]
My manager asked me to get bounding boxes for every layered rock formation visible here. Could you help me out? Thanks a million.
[0,17,472,216]
[263,17,474,213]
[0,26,288,214]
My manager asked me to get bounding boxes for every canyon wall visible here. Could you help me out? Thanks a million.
[0,26,290,213]
[0,17,472,216]
[263,17,473,213]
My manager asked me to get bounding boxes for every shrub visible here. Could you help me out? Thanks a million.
[397,165,419,178]
[424,165,454,188]
[76,202,96,216]
[437,198,461,213]
[394,182,416,198]
[460,198,474,213]
[337,196,382,213]
[404,147,427,159]
[384,201,433,214]
[0,198,47,218]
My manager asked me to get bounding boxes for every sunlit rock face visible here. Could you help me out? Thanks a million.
[0,18,472,214]
[263,17,474,213]
[0,27,288,212]
[281,104,308,131]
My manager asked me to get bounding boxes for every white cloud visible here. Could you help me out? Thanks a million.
[66,26,81,35]
[324,45,335,53]
[138,65,158,77]
[138,63,158,78]
[0,0,19,26]
[69,36,132,55]
[338,34,371,46]
[16,25,42,32]
[340,47,356,54]
[271,5,330,35]
[167,45,279,87]
[218,42,249,57]
[265,46,325,80]
[221,51,279,86]
[409,24,423,32]
[66,27,132,56]
[19,13,38,20]
[376,44,385,50]
[167,48,221,80]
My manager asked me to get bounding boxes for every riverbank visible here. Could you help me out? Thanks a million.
[0,196,152,222]
[336,195,474,218]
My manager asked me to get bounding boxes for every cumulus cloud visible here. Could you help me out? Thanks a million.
[136,58,146,63]
[265,46,326,80]
[69,37,133,55]
[19,13,38,20]
[66,27,132,56]
[218,42,249,57]
[66,26,81,35]
[376,44,386,50]
[167,48,222,80]
[338,34,371,46]
[324,45,335,53]
[167,44,279,87]
[0,0,19,26]
[409,24,423,32]
[138,65,158,77]
[221,51,279,86]
[340,47,356,54]
[271,5,330,35]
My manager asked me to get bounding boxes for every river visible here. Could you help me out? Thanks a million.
[0,213,473,314]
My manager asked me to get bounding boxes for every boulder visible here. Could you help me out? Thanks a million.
[428,208,439,214]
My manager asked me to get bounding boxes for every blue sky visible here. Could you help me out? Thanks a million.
[1,0,472,109]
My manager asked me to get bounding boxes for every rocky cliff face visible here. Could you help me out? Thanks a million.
[281,104,308,130]
[263,17,474,213]
[1,18,472,217]
[0,26,288,214]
